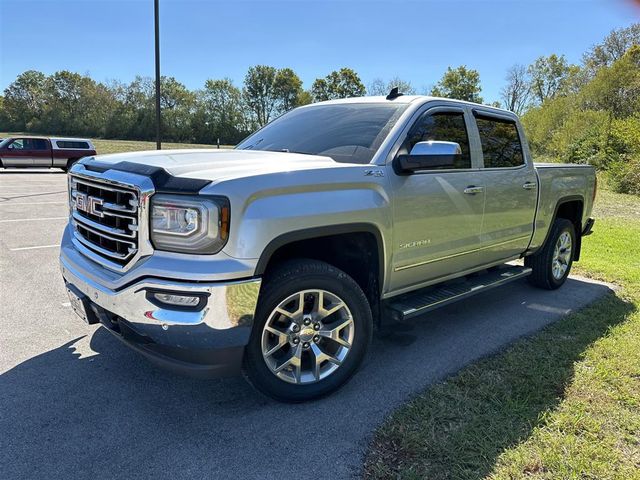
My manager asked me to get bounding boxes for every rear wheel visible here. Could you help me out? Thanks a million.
[63,158,80,172]
[526,218,576,290]
[243,259,372,402]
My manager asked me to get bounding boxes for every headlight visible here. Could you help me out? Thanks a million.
[150,194,229,254]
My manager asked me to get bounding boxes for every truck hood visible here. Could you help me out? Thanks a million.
[84,149,341,182]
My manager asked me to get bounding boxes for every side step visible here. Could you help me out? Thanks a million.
[385,265,532,322]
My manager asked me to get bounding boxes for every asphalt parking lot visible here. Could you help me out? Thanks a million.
[0,169,613,480]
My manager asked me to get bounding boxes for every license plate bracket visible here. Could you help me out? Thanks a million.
[66,283,97,325]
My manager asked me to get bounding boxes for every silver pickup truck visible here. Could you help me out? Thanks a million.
[60,93,596,401]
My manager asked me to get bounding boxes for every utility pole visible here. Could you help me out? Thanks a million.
[154,0,161,150]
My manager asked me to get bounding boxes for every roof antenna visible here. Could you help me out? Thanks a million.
[386,86,403,100]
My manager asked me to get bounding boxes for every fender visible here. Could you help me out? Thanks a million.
[254,223,386,287]
[534,194,585,260]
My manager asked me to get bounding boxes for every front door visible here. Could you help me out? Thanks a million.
[0,138,34,167]
[387,107,485,294]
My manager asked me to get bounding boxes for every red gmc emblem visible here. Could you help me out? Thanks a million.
[75,192,104,217]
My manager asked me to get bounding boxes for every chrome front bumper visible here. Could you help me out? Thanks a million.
[60,248,261,377]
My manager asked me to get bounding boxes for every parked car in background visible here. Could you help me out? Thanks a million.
[0,136,96,171]
[60,93,596,402]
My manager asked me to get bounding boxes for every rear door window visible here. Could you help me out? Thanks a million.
[32,139,49,150]
[476,116,525,168]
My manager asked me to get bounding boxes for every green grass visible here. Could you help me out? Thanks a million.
[92,138,232,155]
[0,132,232,155]
[363,190,640,480]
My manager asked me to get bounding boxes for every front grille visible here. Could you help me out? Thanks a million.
[70,175,140,266]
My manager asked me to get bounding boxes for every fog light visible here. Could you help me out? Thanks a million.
[152,292,201,307]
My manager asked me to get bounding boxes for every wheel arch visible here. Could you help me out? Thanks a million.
[541,195,585,261]
[255,224,386,323]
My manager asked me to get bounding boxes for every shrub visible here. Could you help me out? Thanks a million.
[607,156,640,195]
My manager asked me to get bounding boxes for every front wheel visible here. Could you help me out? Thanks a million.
[243,259,372,402]
[525,218,576,290]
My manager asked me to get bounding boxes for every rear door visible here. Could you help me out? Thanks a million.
[471,111,537,263]
[0,139,34,166]
[387,105,486,294]
[31,138,53,167]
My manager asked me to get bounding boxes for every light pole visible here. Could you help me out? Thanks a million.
[154,0,161,150]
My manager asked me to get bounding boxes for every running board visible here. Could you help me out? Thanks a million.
[385,265,532,322]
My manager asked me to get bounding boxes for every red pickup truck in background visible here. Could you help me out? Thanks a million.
[0,136,96,171]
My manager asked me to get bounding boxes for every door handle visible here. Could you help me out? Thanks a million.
[463,186,484,195]
[522,182,537,190]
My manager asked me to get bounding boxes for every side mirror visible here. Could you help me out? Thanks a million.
[394,141,461,174]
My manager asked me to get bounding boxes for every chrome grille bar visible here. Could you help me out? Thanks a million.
[71,211,136,238]
[69,173,140,267]
[72,231,132,261]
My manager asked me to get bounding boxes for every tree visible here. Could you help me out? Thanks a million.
[3,70,49,130]
[193,78,247,144]
[0,96,6,129]
[243,65,277,127]
[243,65,304,127]
[104,76,155,140]
[430,66,483,103]
[581,45,640,119]
[273,68,304,112]
[368,77,416,96]
[311,68,366,102]
[527,54,572,104]
[500,64,531,114]
[297,90,313,106]
[583,23,640,74]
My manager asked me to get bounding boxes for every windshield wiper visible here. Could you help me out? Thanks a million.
[242,138,263,150]
[268,148,315,156]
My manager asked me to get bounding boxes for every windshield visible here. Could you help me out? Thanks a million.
[236,103,408,164]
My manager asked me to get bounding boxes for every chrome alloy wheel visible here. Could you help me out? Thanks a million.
[552,231,572,280]
[261,289,355,385]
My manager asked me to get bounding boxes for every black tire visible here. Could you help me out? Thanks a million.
[64,158,79,172]
[243,259,373,402]
[525,218,576,290]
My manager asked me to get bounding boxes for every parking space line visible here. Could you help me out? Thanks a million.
[0,201,67,205]
[1,191,67,200]
[10,244,61,251]
[0,217,67,223]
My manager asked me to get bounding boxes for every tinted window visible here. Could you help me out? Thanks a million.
[403,112,471,169]
[57,140,90,149]
[9,139,25,150]
[476,116,524,168]
[236,103,407,164]
[32,139,48,150]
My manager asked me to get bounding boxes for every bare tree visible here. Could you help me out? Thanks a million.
[500,64,531,114]
[368,77,416,96]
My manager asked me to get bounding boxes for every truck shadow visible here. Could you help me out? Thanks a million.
[0,278,623,479]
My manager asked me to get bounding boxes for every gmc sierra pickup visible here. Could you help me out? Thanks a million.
[60,92,596,402]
